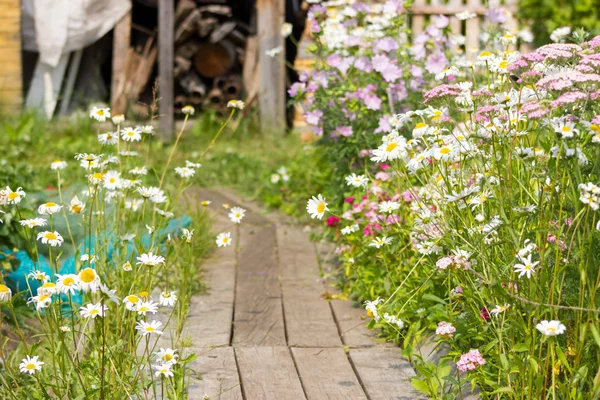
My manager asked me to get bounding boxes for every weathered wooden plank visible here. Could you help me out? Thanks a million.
[349,348,426,400]
[182,258,236,347]
[292,347,368,400]
[0,0,21,113]
[111,11,132,114]
[235,347,306,399]
[257,0,286,134]
[188,347,243,400]
[465,0,481,60]
[233,225,286,346]
[411,0,426,36]
[277,225,341,347]
[330,298,393,348]
[158,0,175,139]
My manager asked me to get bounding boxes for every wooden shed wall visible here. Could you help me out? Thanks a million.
[0,0,22,114]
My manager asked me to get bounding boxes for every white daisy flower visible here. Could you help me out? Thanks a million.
[181,229,193,243]
[140,125,154,135]
[364,297,383,321]
[123,294,140,311]
[281,22,293,37]
[154,348,178,364]
[50,160,68,170]
[371,136,407,163]
[153,363,174,378]
[3,186,26,204]
[27,270,50,283]
[216,232,232,247]
[341,224,358,235]
[37,282,58,296]
[228,207,246,224]
[159,291,177,307]
[345,173,369,188]
[75,153,103,170]
[137,252,166,267]
[175,167,195,178]
[69,196,85,214]
[136,320,163,336]
[27,294,52,311]
[378,201,400,213]
[129,166,148,176]
[120,127,142,142]
[185,160,202,169]
[369,236,392,248]
[490,304,510,316]
[136,300,159,316]
[227,100,245,110]
[103,171,122,190]
[536,320,566,336]
[181,105,195,115]
[0,284,12,302]
[90,106,110,122]
[306,194,328,219]
[56,274,80,295]
[98,132,119,146]
[20,218,47,228]
[111,114,125,124]
[514,255,539,278]
[78,268,101,293]
[19,355,44,375]
[80,302,108,319]
[37,231,64,247]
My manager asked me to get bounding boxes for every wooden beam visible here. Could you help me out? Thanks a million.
[111,11,131,114]
[158,0,175,140]
[257,0,286,135]
[0,0,22,114]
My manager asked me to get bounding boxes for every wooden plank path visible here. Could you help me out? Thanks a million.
[180,187,425,400]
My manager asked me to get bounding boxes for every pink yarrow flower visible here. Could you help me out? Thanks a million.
[457,349,486,372]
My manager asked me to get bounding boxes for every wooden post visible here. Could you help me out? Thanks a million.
[257,0,286,134]
[159,0,175,141]
[0,0,23,114]
[111,11,131,114]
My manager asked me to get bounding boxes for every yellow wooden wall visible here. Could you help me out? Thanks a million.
[0,0,22,114]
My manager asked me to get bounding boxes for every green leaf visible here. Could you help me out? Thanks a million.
[590,324,600,348]
[513,342,529,352]
[555,344,572,373]
[421,293,446,305]
[411,379,431,395]
[490,387,515,394]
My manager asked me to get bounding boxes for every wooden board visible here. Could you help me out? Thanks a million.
[349,348,426,400]
[257,0,286,134]
[187,347,243,400]
[111,11,132,114]
[233,225,286,346]
[277,225,341,348]
[235,347,306,399]
[330,299,390,348]
[0,0,21,113]
[158,0,175,139]
[292,347,368,400]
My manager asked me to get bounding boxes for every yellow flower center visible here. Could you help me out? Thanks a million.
[92,173,103,180]
[25,363,36,370]
[367,309,374,318]
[439,147,452,154]
[415,122,427,129]
[8,192,19,200]
[44,232,57,240]
[127,295,138,303]
[0,284,9,292]
[140,291,149,297]
[97,110,104,116]
[127,131,134,136]
[139,306,148,312]
[72,205,82,213]
[222,237,229,243]
[63,277,75,286]
[38,295,49,302]
[385,142,398,153]
[499,61,508,69]
[145,327,155,332]
[42,282,55,289]
[524,264,532,270]
[480,51,492,57]
[109,178,116,183]
[317,203,326,213]
[235,213,241,218]
[80,268,96,283]
[165,354,173,361]
[562,126,571,132]
[591,124,600,133]
[90,309,99,315]
[548,327,556,332]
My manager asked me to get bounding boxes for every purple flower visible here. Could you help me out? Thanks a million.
[327,54,342,68]
[336,126,353,137]
[305,109,323,126]
[434,14,449,29]
[375,37,398,53]
[425,53,448,74]
[374,115,391,133]
[363,94,382,111]
[337,57,355,75]
[288,82,306,97]
[372,54,392,73]
[381,65,402,82]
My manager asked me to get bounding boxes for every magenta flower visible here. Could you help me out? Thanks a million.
[326,216,341,227]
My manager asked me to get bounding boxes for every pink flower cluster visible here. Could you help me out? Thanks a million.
[435,321,456,337]
[457,349,486,373]
[423,84,462,103]
[435,255,471,271]
[550,91,588,108]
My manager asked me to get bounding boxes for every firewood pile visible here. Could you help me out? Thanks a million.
[172,0,251,114]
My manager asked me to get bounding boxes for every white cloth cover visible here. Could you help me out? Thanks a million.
[22,0,132,67]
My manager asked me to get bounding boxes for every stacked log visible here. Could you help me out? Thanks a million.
[172,0,251,114]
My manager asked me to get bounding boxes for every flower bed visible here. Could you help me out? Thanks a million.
[292,1,600,398]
